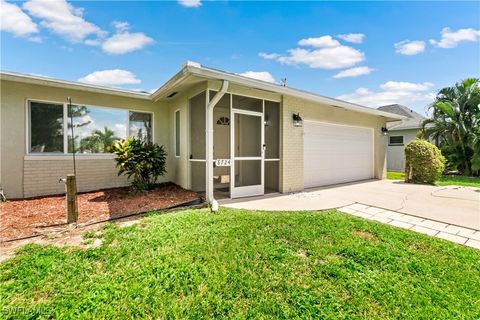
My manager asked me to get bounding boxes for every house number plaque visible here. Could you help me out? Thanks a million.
[215,159,231,166]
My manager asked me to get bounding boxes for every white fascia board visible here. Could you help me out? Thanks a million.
[184,65,407,121]
[151,68,191,101]
[0,71,151,100]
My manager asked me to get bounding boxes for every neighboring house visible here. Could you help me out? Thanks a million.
[377,104,426,172]
[0,61,403,200]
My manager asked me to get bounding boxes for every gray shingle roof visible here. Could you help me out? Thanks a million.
[377,104,426,130]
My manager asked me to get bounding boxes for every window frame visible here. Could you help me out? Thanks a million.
[25,98,154,156]
[389,135,404,146]
[174,109,181,158]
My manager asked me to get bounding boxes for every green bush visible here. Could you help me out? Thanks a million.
[404,139,445,184]
[110,138,167,191]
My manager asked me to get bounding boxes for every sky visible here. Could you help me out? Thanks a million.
[1,0,479,115]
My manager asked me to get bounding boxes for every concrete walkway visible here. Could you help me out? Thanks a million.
[222,180,480,230]
[338,203,480,249]
[221,180,480,247]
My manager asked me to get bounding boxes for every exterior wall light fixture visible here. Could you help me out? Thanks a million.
[293,113,303,127]
[381,127,389,136]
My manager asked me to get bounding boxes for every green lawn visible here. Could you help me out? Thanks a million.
[2,208,480,319]
[387,171,405,180]
[387,171,480,188]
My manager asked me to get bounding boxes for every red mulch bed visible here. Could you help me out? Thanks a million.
[0,183,201,242]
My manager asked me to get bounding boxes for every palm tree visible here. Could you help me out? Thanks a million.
[80,127,120,153]
[422,78,480,176]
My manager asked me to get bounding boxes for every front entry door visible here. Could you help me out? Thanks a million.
[230,109,264,198]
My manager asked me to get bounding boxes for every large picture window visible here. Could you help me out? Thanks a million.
[30,102,64,153]
[28,101,152,154]
[130,111,152,143]
[68,105,127,153]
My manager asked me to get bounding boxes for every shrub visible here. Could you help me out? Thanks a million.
[110,138,167,191]
[404,139,445,184]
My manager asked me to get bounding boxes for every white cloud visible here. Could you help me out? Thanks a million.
[101,32,153,55]
[337,33,365,44]
[380,81,434,91]
[394,40,426,55]
[298,35,340,48]
[178,0,202,8]
[112,21,129,32]
[430,27,480,48]
[100,21,153,55]
[333,66,374,78]
[259,35,365,69]
[78,69,141,86]
[23,0,105,43]
[239,71,275,83]
[0,0,38,37]
[337,81,435,107]
[277,46,365,69]
[258,52,281,60]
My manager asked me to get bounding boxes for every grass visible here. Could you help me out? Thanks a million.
[1,208,480,319]
[386,171,405,180]
[387,171,480,188]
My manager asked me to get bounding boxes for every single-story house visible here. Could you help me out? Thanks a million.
[377,104,426,172]
[0,61,403,201]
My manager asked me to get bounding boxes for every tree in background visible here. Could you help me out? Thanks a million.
[422,78,480,176]
[80,127,120,153]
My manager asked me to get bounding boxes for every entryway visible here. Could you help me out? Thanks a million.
[188,90,280,199]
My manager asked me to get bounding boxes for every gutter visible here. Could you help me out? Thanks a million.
[1,71,151,100]
[205,79,229,210]
[183,64,407,121]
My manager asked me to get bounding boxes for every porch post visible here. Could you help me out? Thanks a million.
[206,80,229,206]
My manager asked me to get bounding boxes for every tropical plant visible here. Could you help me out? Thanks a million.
[110,138,167,191]
[405,139,445,184]
[422,78,480,176]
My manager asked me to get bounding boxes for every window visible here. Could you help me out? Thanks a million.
[30,102,64,153]
[130,111,152,143]
[216,116,230,125]
[28,101,152,154]
[389,136,404,146]
[68,105,127,153]
[175,110,180,157]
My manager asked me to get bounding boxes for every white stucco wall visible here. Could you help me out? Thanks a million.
[386,129,419,172]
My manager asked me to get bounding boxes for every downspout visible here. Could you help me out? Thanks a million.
[206,80,229,211]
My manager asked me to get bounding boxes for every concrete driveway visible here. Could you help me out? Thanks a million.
[222,180,480,230]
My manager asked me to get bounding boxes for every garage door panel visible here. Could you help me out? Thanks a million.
[304,121,374,188]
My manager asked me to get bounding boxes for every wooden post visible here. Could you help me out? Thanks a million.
[66,174,77,224]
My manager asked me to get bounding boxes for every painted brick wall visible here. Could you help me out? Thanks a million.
[280,96,304,193]
[23,158,130,198]
[280,95,388,193]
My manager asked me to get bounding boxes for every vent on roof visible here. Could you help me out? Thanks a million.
[167,91,178,98]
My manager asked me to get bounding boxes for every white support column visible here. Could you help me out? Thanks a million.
[206,80,229,205]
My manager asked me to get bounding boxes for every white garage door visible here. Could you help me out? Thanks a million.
[304,121,374,188]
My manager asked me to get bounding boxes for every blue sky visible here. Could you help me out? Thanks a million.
[1,1,479,114]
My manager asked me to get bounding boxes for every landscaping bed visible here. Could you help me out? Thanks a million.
[1,208,479,319]
[0,183,200,242]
